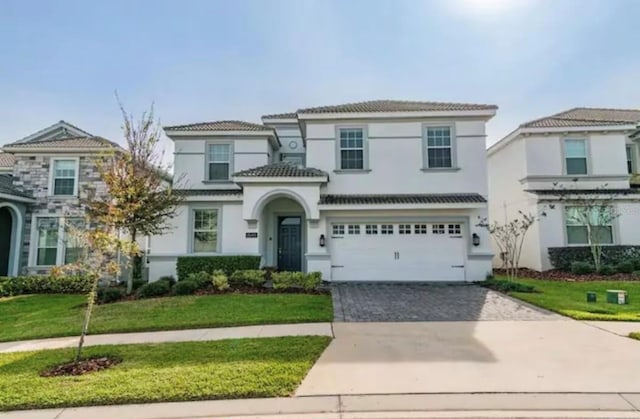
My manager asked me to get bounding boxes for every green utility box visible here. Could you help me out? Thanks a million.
[606,290,628,305]
[586,292,597,303]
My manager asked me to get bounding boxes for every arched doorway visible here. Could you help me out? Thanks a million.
[0,207,12,276]
[258,196,307,271]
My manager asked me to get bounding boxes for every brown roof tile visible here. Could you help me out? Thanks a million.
[521,107,640,129]
[164,120,274,132]
[319,193,487,205]
[0,153,15,168]
[298,100,497,114]
[261,112,297,120]
[234,162,328,178]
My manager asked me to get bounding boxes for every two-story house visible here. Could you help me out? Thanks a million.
[488,107,640,271]
[148,100,497,282]
[0,121,119,277]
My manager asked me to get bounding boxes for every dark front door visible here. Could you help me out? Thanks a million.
[277,216,302,271]
[0,207,12,276]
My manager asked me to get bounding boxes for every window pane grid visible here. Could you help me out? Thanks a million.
[339,128,364,170]
[332,224,345,235]
[448,224,461,235]
[432,224,445,234]
[53,160,76,195]
[365,224,378,235]
[37,218,59,266]
[381,224,393,235]
[348,224,360,235]
[399,224,411,234]
[426,127,452,168]
[193,209,218,252]
[565,207,614,245]
[414,224,428,234]
[207,144,231,180]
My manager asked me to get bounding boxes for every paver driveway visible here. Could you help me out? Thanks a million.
[331,283,561,321]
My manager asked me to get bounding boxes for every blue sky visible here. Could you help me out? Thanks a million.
[1,0,638,160]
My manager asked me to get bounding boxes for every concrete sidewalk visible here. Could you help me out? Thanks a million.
[3,393,640,419]
[0,323,333,353]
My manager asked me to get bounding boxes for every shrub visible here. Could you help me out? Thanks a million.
[549,246,640,270]
[632,258,640,271]
[616,260,635,274]
[482,278,536,293]
[598,264,616,276]
[633,271,640,278]
[174,280,199,296]
[211,270,229,291]
[136,281,170,298]
[0,275,91,297]
[229,270,266,288]
[176,256,261,280]
[131,278,148,291]
[157,275,176,287]
[570,261,595,275]
[97,287,125,304]
[186,271,211,289]
[272,271,322,291]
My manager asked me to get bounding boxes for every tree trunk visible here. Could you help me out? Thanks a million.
[76,274,100,362]
[126,229,137,295]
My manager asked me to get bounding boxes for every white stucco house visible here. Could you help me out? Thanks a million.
[487,107,640,271]
[147,100,497,282]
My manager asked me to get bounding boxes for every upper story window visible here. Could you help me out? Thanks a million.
[564,139,588,175]
[51,159,78,196]
[626,145,635,174]
[280,153,305,166]
[207,143,232,181]
[423,125,455,169]
[338,128,365,170]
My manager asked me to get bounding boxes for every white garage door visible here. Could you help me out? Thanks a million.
[329,222,466,282]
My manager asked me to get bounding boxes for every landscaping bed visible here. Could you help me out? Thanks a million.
[0,336,331,411]
[493,268,640,282]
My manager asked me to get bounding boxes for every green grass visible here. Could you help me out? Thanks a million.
[0,336,331,411]
[494,276,640,321]
[0,293,333,342]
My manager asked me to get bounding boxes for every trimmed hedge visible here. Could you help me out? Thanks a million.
[229,270,266,288]
[548,246,640,271]
[174,280,200,296]
[0,275,91,297]
[97,287,125,304]
[272,271,322,291]
[176,256,261,280]
[136,281,171,298]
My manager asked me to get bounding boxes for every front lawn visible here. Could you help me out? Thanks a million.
[492,276,640,321]
[0,293,333,342]
[0,336,331,411]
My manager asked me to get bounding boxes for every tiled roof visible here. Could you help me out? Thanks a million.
[0,175,32,199]
[0,153,14,168]
[234,162,328,178]
[319,193,487,205]
[173,189,243,196]
[298,100,497,114]
[528,188,640,195]
[164,120,274,132]
[3,136,120,149]
[521,107,640,129]
[261,112,297,120]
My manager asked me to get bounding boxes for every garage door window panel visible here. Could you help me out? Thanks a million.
[432,224,445,235]
[365,224,378,235]
[348,224,360,235]
[381,224,393,235]
[414,224,428,234]
[448,224,462,235]
[332,224,345,236]
[399,224,411,235]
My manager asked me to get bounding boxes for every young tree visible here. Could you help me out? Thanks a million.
[478,211,544,280]
[86,103,183,294]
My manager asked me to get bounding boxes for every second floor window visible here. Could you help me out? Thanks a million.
[52,159,77,195]
[564,139,587,175]
[207,144,231,181]
[627,145,634,174]
[339,128,364,170]
[426,126,452,168]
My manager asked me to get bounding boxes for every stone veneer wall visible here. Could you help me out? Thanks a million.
[12,154,108,274]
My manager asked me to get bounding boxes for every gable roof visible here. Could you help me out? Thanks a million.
[297,100,497,115]
[164,120,274,132]
[3,135,121,151]
[0,153,15,169]
[0,174,33,200]
[521,107,640,129]
[233,162,328,178]
[9,120,93,145]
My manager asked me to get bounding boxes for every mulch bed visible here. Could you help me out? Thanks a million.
[494,268,640,282]
[40,356,122,377]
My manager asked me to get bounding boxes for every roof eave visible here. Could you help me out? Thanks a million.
[261,117,299,124]
[297,109,497,121]
[0,192,36,203]
[318,202,486,210]
[0,146,120,153]
[232,176,328,184]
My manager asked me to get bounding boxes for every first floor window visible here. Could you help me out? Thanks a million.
[63,218,85,263]
[52,159,77,195]
[34,216,87,266]
[207,144,231,181]
[193,209,218,252]
[36,218,59,266]
[565,206,614,245]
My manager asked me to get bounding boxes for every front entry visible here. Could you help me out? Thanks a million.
[277,216,302,271]
[0,207,12,276]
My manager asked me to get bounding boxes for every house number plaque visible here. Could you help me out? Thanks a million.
[245,232,258,238]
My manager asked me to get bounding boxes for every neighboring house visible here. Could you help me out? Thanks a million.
[0,121,120,276]
[487,107,640,271]
[148,100,497,282]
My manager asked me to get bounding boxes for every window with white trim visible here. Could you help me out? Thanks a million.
[207,143,231,181]
[425,126,452,168]
[381,224,394,235]
[365,224,378,235]
[348,224,360,235]
[399,224,411,235]
[63,218,85,263]
[34,217,84,266]
[432,224,445,235]
[564,139,587,175]
[414,224,428,234]
[332,224,345,235]
[338,128,364,170]
[52,159,77,195]
[626,145,635,174]
[192,209,219,252]
[565,207,614,245]
[280,153,305,166]
[36,218,59,266]
[448,224,461,235]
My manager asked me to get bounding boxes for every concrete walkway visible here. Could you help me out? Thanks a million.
[585,320,640,337]
[0,323,333,353]
[4,393,640,418]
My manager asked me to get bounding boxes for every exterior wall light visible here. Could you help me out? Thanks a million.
[472,233,480,247]
[319,234,326,247]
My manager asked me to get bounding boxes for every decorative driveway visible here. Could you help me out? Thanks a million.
[331,283,562,322]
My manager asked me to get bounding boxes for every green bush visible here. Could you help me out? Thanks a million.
[616,260,635,274]
[632,258,640,271]
[0,275,91,297]
[549,246,640,270]
[186,271,211,289]
[157,275,176,287]
[176,256,261,280]
[229,270,266,288]
[211,270,229,291]
[482,278,536,293]
[570,261,595,275]
[272,271,322,291]
[174,280,199,296]
[136,281,170,298]
[598,264,616,276]
[97,287,125,304]
[131,278,148,291]
[633,270,640,277]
